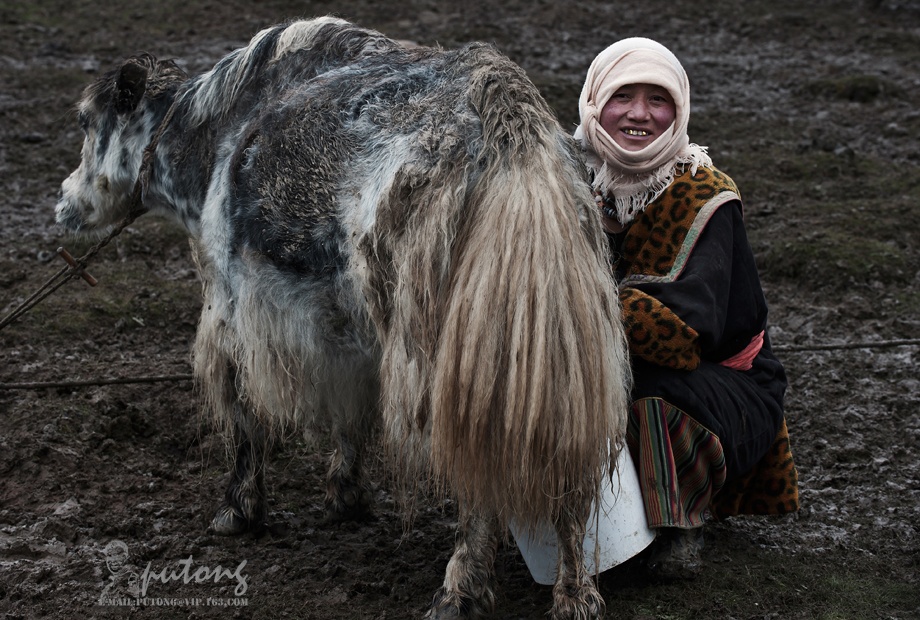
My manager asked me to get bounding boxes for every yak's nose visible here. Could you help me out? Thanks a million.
[54,196,85,232]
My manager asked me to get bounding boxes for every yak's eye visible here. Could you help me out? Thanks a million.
[77,111,90,133]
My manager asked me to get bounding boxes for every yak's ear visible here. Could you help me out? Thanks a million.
[113,61,148,115]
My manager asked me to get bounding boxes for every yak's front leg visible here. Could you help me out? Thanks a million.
[325,429,374,522]
[550,495,605,620]
[426,509,500,620]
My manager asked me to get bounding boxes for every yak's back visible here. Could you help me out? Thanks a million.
[222,42,515,280]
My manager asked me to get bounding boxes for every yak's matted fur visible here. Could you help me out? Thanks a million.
[55,17,632,619]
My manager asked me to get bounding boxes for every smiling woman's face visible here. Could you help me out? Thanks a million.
[599,83,676,151]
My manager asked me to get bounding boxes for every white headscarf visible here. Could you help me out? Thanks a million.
[574,37,711,225]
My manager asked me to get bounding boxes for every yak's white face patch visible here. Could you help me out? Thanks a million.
[55,103,146,233]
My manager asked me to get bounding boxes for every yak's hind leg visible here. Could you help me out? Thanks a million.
[207,364,268,536]
[325,428,374,522]
[426,509,500,620]
[550,495,605,620]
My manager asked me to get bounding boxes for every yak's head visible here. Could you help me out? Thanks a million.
[55,54,186,234]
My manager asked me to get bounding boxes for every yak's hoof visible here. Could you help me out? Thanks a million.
[425,605,464,620]
[424,588,469,620]
[425,605,463,620]
[424,587,493,620]
[550,583,605,620]
[208,504,260,536]
[324,486,374,523]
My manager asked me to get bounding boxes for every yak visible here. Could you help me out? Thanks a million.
[55,17,632,619]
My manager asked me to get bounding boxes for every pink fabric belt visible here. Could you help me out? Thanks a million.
[719,330,764,371]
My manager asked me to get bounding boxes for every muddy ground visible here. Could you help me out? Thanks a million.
[1,0,919,618]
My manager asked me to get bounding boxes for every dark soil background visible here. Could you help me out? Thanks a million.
[1,1,919,618]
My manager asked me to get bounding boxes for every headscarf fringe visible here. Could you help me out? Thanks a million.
[581,139,711,225]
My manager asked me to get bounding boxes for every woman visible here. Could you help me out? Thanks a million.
[574,38,799,579]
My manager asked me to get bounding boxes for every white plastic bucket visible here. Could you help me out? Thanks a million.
[509,444,655,585]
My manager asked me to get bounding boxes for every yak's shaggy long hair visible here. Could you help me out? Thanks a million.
[55,17,632,618]
[370,49,632,525]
